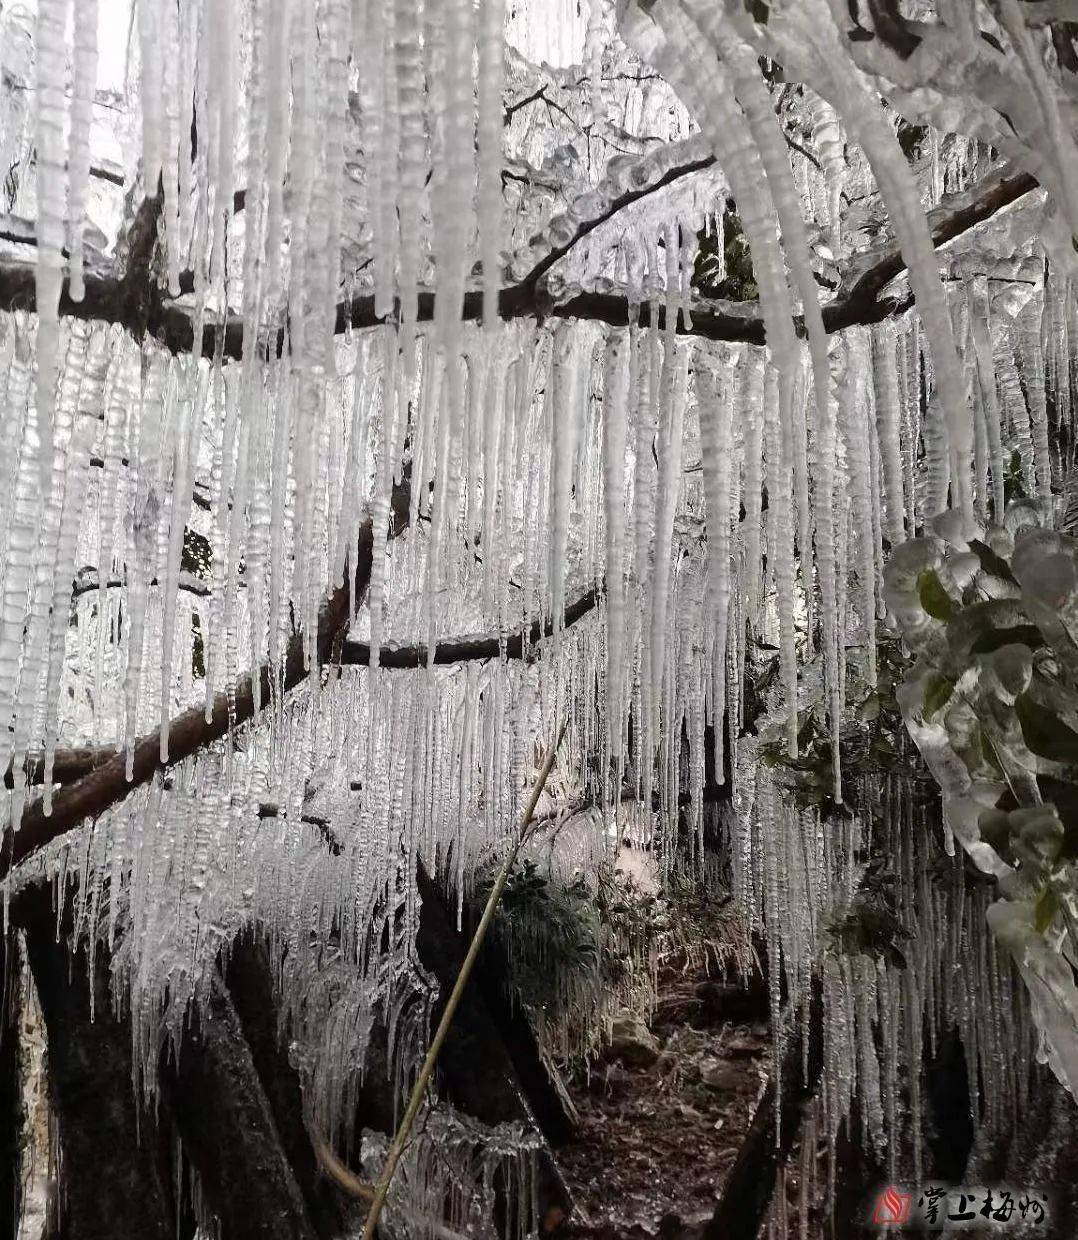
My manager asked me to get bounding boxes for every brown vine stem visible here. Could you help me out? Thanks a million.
[312,1134,470,1240]
[359,716,570,1240]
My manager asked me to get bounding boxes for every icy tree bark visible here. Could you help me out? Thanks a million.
[19,891,176,1240]
[165,974,318,1240]
[225,938,348,1239]
[705,983,823,1240]
[0,936,20,1240]
[414,863,575,1231]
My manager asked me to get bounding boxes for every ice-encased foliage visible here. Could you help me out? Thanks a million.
[3,0,1078,1231]
[886,502,1078,1098]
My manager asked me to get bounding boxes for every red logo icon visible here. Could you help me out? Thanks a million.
[873,1185,912,1225]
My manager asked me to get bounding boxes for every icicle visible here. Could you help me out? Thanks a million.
[709,0,975,524]
[814,344,842,801]
[548,326,580,640]
[602,331,630,786]
[139,0,164,194]
[698,361,733,785]
[633,297,660,592]
[1018,298,1052,503]
[643,5,803,500]
[809,96,845,255]
[996,0,1078,245]
[649,342,689,742]
[262,0,294,313]
[160,386,196,761]
[369,333,402,672]
[700,22,831,625]
[478,0,506,332]
[393,0,427,385]
[12,326,86,824]
[33,0,72,495]
[318,0,351,370]
[840,336,877,689]
[267,365,293,676]
[586,0,607,126]
[871,323,906,547]
[741,357,765,629]
[996,327,1034,498]
[763,366,799,757]
[67,0,99,303]
[41,400,98,808]
[208,0,238,294]
[431,0,477,364]
[126,358,167,780]
[866,359,885,619]
[966,275,1005,519]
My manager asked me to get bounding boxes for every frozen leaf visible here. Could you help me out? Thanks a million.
[917,569,956,622]
[923,673,955,720]
[1016,694,1078,766]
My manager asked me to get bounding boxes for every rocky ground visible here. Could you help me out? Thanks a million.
[555,971,771,1238]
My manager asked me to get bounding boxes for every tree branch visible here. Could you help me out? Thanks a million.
[504,85,549,122]
[0,164,1039,355]
[1,477,412,881]
[821,164,1038,331]
[504,151,717,304]
[70,569,213,600]
[8,581,598,794]
[3,746,118,792]
[339,586,600,668]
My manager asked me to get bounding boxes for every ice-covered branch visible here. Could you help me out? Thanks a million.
[70,569,213,600]
[3,746,117,791]
[24,586,601,795]
[504,147,717,297]
[339,586,600,667]
[1,475,412,881]
[0,163,1038,354]
[824,164,1038,330]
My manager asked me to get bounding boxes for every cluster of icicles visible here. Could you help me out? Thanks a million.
[736,754,1039,1236]
[29,0,510,529]
[30,637,590,1233]
[8,0,1078,1231]
[0,170,1070,1240]
[0,255,1067,969]
[14,0,1063,830]
[18,247,1058,786]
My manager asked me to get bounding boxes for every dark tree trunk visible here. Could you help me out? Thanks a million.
[925,1026,974,1183]
[415,863,575,1232]
[164,973,319,1240]
[225,936,347,1238]
[0,934,21,1240]
[826,1115,884,1240]
[19,890,176,1240]
[419,862,577,1148]
[705,986,823,1240]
